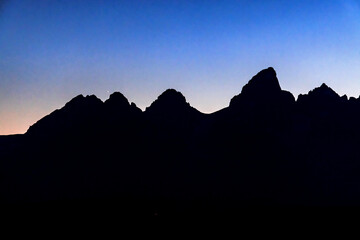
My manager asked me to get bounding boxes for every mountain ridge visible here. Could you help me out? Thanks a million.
[24,67,357,135]
[4,67,360,213]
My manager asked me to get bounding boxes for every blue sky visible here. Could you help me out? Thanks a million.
[1,0,360,134]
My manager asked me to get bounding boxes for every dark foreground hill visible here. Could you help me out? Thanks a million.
[3,67,360,217]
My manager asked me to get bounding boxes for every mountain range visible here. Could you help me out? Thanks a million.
[3,67,360,216]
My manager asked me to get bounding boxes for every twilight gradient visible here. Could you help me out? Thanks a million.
[1,0,360,134]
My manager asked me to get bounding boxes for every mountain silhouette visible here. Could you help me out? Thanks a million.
[3,67,360,217]
[145,89,204,136]
[105,91,130,109]
[146,89,191,113]
[297,83,342,107]
[230,67,295,109]
[27,94,103,136]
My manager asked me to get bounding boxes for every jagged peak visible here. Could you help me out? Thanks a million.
[241,67,281,96]
[105,92,130,108]
[297,83,341,106]
[67,94,84,103]
[229,67,292,107]
[147,89,189,108]
[108,92,128,101]
[309,83,340,99]
[85,94,102,101]
[64,94,102,109]
[64,94,84,108]
[320,83,328,88]
[145,89,193,115]
[158,89,187,102]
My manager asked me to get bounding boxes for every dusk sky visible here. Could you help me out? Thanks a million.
[1,0,360,135]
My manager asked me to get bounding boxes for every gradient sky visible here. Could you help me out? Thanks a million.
[1,0,360,135]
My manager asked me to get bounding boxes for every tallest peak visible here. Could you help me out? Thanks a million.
[265,67,276,74]
[241,67,281,96]
[229,67,294,107]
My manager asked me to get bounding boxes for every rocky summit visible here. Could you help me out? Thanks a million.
[241,67,281,96]
[230,68,294,108]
